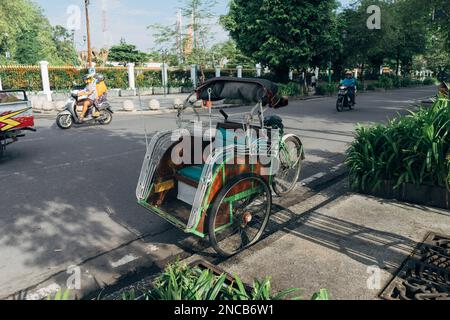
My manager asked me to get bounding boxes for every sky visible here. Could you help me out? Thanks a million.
[34,0,352,52]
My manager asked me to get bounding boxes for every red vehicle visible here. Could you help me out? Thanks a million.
[0,90,36,157]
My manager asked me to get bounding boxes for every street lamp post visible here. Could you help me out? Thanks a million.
[328,61,332,86]
[84,0,93,68]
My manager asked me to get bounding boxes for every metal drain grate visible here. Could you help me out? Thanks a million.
[381,233,450,300]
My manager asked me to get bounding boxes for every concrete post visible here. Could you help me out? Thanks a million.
[215,66,221,78]
[237,66,243,78]
[315,67,319,79]
[289,70,293,81]
[127,63,136,90]
[0,77,2,91]
[161,63,169,94]
[190,64,197,87]
[39,61,52,101]
[256,64,262,77]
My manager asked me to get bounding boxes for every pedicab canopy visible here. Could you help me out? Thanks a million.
[196,77,289,108]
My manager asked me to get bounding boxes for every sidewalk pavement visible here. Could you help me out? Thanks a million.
[215,180,450,300]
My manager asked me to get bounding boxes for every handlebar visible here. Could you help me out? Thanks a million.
[220,110,229,121]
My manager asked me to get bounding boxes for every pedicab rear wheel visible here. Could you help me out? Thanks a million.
[208,174,272,257]
[273,136,303,197]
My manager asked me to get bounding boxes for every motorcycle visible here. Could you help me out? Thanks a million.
[336,86,355,112]
[56,90,113,129]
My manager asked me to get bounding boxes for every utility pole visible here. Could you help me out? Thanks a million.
[84,0,93,68]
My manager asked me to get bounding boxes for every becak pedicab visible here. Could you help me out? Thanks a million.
[136,77,304,257]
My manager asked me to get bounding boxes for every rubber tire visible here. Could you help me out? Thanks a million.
[99,110,113,125]
[272,136,303,197]
[0,140,5,158]
[336,97,344,112]
[208,174,272,257]
[56,114,73,130]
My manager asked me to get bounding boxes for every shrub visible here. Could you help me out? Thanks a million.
[316,83,337,96]
[49,68,83,91]
[0,67,42,91]
[379,75,394,90]
[400,77,411,87]
[392,77,402,88]
[346,97,450,192]
[366,82,380,91]
[423,78,436,86]
[136,70,161,88]
[278,82,302,96]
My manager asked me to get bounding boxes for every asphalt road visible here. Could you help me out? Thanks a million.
[0,86,436,297]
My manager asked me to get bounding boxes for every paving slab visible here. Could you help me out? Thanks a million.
[218,185,450,300]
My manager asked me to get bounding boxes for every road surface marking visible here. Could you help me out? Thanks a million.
[110,254,140,268]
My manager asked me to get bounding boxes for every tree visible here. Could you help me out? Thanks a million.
[385,0,427,75]
[339,0,390,82]
[52,26,80,66]
[222,0,339,82]
[149,0,218,69]
[209,40,255,68]
[108,39,148,66]
[0,0,78,65]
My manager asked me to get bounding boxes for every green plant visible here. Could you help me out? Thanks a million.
[278,82,302,97]
[379,75,394,90]
[423,77,436,85]
[124,261,328,301]
[366,82,380,91]
[346,97,450,192]
[47,289,71,300]
[316,83,336,96]
[311,289,330,300]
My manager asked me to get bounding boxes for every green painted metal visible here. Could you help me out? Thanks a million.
[223,186,263,203]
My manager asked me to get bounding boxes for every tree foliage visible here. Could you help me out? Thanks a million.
[149,0,218,67]
[335,0,450,80]
[108,39,148,66]
[210,40,255,68]
[0,0,79,65]
[222,0,340,82]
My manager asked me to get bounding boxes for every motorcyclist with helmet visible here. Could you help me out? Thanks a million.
[77,70,100,122]
[340,71,358,105]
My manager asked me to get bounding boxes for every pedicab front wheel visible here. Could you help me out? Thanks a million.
[208,174,272,257]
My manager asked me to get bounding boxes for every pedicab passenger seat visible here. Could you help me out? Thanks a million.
[176,126,243,187]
